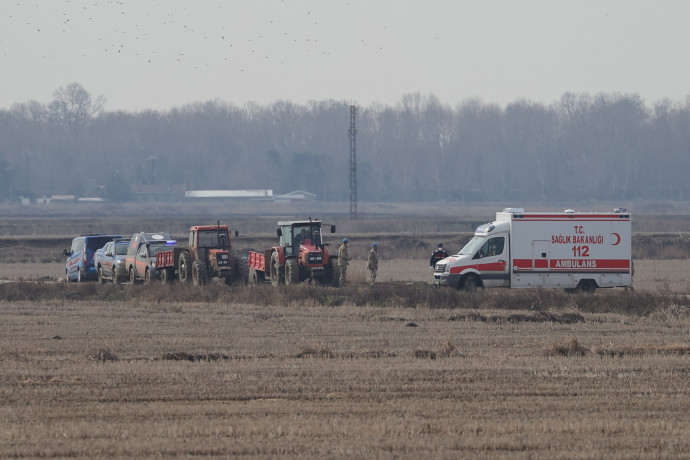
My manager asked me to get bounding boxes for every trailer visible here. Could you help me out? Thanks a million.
[433,208,633,292]
[246,250,271,284]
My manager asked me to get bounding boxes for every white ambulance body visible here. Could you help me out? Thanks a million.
[433,208,632,292]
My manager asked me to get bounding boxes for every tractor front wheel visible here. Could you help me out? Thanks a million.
[285,258,300,285]
[233,254,249,285]
[325,258,340,287]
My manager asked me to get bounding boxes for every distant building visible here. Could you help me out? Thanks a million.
[184,189,274,200]
[274,190,317,202]
[51,195,77,202]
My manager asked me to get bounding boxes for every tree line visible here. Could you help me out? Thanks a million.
[0,83,689,203]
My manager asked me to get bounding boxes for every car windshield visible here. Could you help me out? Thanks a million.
[457,236,485,256]
[148,243,171,256]
[114,244,128,256]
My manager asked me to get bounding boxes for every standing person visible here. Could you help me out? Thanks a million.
[337,238,350,286]
[430,243,449,269]
[366,242,379,285]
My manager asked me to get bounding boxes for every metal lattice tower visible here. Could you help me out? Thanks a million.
[348,105,357,218]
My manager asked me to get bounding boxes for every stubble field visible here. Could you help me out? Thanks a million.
[2,212,690,458]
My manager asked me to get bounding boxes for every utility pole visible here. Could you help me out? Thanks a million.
[348,105,357,219]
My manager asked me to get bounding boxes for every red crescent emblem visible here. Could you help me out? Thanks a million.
[611,233,621,245]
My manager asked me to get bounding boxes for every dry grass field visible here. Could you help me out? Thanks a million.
[1,287,690,458]
[2,213,690,458]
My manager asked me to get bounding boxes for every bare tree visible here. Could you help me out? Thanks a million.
[48,83,105,130]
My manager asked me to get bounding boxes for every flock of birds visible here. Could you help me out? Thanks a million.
[2,2,387,71]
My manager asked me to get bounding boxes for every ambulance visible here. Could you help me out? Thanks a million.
[433,208,632,292]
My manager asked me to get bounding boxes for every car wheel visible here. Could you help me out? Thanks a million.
[129,267,137,285]
[144,268,152,284]
[113,270,120,285]
[77,270,84,283]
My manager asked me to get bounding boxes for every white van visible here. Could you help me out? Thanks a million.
[433,208,632,292]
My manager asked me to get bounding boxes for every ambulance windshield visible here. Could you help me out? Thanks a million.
[457,236,485,256]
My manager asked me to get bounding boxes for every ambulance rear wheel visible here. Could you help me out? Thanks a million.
[576,279,597,293]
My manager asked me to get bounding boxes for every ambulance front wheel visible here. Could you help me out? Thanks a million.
[460,274,482,292]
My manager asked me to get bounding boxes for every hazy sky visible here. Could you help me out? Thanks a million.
[1,0,689,112]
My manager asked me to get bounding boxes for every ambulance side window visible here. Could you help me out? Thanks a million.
[489,237,504,256]
[476,237,504,259]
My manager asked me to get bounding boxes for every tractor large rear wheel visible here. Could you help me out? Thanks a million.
[270,252,284,286]
[179,252,192,283]
[285,258,300,285]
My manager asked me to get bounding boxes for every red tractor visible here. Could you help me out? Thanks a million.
[247,218,339,286]
[157,223,245,285]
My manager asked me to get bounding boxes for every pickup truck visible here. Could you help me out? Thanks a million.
[94,239,129,284]
[125,232,177,284]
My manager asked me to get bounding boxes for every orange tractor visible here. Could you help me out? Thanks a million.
[247,218,339,286]
[156,223,245,285]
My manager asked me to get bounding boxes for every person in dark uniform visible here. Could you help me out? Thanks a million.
[430,243,449,269]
